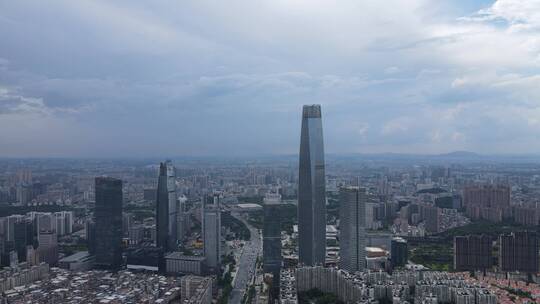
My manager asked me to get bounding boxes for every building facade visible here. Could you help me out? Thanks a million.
[202,194,221,271]
[339,186,367,272]
[263,192,282,297]
[166,160,177,250]
[165,253,206,275]
[391,237,408,269]
[298,104,326,266]
[156,163,169,251]
[499,231,539,273]
[463,184,510,222]
[180,275,213,304]
[94,177,123,270]
[453,235,492,271]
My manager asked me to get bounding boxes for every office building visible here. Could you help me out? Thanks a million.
[202,194,221,271]
[5,215,25,242]
[165,252,206,275]
[423,205,440,234]
[86,220,96,255]
[94,177,123,270]
[166,160,178,249]
[13,220,34,262]
[454,235,492,271]
[263,191,282,297]
[499,231,539,273]
[37,230,58,265]
[391,237,408,269]
[339,186,366,272]
[298,104,326,266]
[177,196,187,240]
[156,163,169,251]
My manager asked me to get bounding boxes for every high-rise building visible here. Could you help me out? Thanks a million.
[156,163,169,251]
[423,205,440,234]
[499,231,539,273]
[177,196,187,241]
[453,235,492,271]
[37,230,58,265]
[94,177,123,270]
[16,184,33,206]
[54,211,73,236]
[263,191,282,297]
[86,219,96,255]
[463,184,510,222]
[5,215,25,242]
[13,220,34,262]
[298,104,326,266]
[122,212,133,237]
[166,160,178,249]
[202,194,221,271]
[391,237,408,269]
[339,187,366,272]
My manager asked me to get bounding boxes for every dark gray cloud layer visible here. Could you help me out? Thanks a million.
[1,0,539,157]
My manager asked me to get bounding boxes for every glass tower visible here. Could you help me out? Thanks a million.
[298,104,326,266]
[156,163,169,251]
[165,160,177,250]
[94,177,123,270]
[263,192,282,297]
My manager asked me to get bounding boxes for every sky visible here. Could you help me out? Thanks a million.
[1,0,540,157]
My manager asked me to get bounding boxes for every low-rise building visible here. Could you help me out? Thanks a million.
[58,251,94,271]
[165,253,206,275]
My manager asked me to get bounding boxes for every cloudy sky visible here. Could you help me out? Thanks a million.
[1,0,539,157]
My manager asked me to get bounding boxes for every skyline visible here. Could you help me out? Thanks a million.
[1,0,540,157]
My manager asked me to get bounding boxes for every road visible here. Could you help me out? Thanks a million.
[228,213,262,304]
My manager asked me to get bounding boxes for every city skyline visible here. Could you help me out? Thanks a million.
[2,1,540,303]
[1,1,540,157]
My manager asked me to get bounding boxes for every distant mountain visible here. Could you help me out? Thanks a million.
[434,151,481,158]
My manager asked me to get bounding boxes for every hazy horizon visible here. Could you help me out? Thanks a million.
[1,0,539,157]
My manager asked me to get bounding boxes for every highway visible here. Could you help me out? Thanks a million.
[228,213,262,304]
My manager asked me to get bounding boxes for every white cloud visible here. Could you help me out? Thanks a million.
[1,0,540,156]
[382,118,413,135]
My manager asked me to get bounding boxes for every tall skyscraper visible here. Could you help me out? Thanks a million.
[263,191,282,297]
[499,231,539,273]
[298,104,326,266]
[339,186,366,272]
[94,177,123,270]
[202,194,221,271]
[156,163,169,251]
[166,160,178,249]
